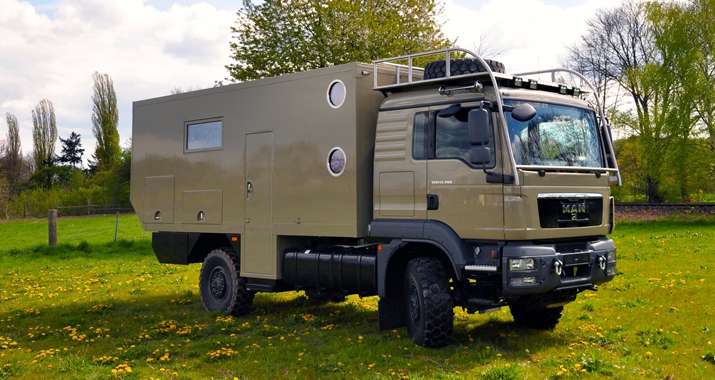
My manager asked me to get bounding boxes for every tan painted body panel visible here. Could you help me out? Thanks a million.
[132,63,386,244]
[504,171,611,240]
[373,89,508,241]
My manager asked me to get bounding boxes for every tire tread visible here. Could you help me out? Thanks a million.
[407,258,453,348]
[424,58,506,79]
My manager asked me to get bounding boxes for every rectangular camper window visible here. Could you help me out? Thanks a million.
[186,120,222,151]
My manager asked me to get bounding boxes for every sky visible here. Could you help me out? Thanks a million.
[0,0,624,163]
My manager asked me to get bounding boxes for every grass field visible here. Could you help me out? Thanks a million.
[1,215,714,379]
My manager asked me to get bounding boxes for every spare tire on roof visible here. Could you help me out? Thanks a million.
[424,58,505,79]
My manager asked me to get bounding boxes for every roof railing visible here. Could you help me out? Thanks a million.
[373,47,489,90]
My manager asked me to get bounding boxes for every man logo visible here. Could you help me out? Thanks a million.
[562,202,587,221]
[562,203,587,214]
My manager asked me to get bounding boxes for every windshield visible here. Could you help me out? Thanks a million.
[505,100,604,168]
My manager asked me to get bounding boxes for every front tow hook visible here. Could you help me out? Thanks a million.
[554,259,563,276]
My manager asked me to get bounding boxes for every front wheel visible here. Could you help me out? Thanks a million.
[199,248,254,316]
[404,258,454,348]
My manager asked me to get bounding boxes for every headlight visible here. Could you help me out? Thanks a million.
[509,258,535,271]
[607,249,616,261]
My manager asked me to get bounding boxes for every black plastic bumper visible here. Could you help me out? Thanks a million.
[499,236,617,296]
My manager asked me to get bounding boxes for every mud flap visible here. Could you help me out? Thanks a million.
[378,297,405,330]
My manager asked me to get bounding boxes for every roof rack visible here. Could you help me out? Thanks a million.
[372,48,586,98]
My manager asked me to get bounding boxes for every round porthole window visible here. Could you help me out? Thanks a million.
[327,147,346,176]
[327,80,346,109]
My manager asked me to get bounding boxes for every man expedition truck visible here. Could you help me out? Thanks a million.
[131,48,619,348]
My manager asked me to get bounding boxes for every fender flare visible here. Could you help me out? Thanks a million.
[369,219,473,297]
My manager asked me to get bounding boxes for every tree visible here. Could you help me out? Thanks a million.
[3,113,23,192]
[91,71,120,172]
[32,99,58,171]
[58,132,85,168]
[226,0,452,81]
[565,0,680,202]
[648,0,715,186]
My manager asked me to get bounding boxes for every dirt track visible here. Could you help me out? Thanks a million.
[616,203,715,221]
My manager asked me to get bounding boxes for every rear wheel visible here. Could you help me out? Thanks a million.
[404,258,453,348]
[199,248,254,316]
[509,301,563,330]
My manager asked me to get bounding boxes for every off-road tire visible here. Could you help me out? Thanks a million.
[304,289,347,303]
[424,58,506,79]
[199,248,254,316]
[509,302,563,330]
[404,258,454,348]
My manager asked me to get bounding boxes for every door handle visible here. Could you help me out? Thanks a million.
[427,194,439,210]
[247,181,253,199]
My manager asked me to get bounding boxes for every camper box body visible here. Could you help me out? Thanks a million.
[131,63,384,279]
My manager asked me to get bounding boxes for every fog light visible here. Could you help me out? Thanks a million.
[607,249,616,261]
[509,258,535,271]
[510,277,539,286]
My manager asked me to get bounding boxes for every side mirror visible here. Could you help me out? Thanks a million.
[512,103,537,122]
[468,108,492,145]
[469,146,492,166]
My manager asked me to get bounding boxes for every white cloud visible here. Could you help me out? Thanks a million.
[442,0,624,74]
[1,0,629,163]
[0,0,235,162]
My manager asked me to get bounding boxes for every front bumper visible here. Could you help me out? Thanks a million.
[500,236,617,296]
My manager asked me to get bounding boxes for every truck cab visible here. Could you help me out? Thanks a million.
[369,51,618,345]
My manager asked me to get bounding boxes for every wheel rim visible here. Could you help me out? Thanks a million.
[209,267,228,301]
[408,284,421,325]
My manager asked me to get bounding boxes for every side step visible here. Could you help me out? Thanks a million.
[465,265,498,272]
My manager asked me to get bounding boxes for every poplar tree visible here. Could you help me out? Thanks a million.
[32,99,57,171]
[4,113,23,191]
[91,71,120,172]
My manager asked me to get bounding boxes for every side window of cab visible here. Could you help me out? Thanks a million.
[412,106,495,168]
[435,108,471,162]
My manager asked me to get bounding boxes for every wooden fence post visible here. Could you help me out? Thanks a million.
[48,209,58,247]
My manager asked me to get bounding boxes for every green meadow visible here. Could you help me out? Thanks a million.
[0,215,714,379]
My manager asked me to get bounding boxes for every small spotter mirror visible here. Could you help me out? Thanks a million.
[512,103,537,122]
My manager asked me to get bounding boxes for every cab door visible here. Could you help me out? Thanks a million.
[426,105,505,240]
